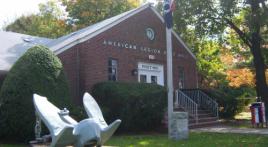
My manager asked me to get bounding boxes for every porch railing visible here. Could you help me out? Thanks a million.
[182,89,219,118]
[175,90,198,123]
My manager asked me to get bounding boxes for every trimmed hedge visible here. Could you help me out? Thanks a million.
[92,82,167,132]
[0,45,72,142]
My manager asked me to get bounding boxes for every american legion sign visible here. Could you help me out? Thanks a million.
[0,3,198,104]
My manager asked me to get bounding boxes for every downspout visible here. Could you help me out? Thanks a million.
[195,60,199,89]
[76,48,80,105]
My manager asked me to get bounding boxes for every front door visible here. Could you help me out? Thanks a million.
[138,62,164,86]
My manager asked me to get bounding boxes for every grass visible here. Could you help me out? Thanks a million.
[222,108,253,128]
[222,119,253,128]
[230,109,268,128]
[105,132,268,147]
[235,111,251,120]
[1,132,268,147]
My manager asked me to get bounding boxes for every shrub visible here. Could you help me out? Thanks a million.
[69,106,87,121]
[0,45,72,142]
[203,86,256,118]
[92,82,167,132]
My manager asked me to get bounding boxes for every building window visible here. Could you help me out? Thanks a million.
[108,59,118,81]
[151,75,157,84]
[178,67,185,89]
[140,74,147,83]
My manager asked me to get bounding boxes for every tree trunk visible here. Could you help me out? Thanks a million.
[250,0,268,111]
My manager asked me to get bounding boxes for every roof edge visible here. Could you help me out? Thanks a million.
[52,3,152,55]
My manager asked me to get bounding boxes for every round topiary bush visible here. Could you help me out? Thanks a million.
[0,45,72,142]
[92,82,167,132]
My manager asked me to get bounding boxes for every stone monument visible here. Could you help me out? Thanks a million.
[170,112,189,140]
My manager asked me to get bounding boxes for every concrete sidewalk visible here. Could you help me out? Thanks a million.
[191,125,268,135]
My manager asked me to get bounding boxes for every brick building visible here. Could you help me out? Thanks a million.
[0,4,198,104]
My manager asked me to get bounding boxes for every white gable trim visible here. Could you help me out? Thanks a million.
[149,7,196,60]
[53,4,150,55]
[171,30,196,60]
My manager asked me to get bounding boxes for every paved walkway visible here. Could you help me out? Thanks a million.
[191,125,268,135]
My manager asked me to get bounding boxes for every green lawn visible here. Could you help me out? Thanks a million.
[106,132,268,147]
[1,132,268,147]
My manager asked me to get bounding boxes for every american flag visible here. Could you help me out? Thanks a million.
[164,0,175,29]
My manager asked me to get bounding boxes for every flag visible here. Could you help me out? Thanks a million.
[164,0,175,29]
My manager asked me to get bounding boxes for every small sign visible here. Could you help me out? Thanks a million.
[140,64,159,71]
[149,55,155,60]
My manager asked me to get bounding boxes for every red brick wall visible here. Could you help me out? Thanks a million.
[58,47,80,104]
[58,7,198,103]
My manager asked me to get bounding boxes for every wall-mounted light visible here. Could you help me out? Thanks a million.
[132,69,138,76]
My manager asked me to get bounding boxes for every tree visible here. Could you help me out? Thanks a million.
[226,68,255,87]
[157,0,268,110]
[221,12,256,88]
[61,0,140,29]
[156,3,226,87]
[196,40,226,87]
[5,0,72,38]
[248,0,267,100]
[5,0,141,38]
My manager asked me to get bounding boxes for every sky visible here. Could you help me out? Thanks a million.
[0,0,158,30]
[0,0,48,29]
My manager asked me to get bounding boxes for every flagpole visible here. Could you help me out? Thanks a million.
[163,0,174,139]
[166,24,174,138]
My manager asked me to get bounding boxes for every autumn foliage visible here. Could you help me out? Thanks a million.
[226,68,255,88]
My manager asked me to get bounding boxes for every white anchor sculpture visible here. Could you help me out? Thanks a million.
[33,92,121,147]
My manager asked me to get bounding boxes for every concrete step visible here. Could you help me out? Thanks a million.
[174,107,217,119]
[161,120,220,129]
[197,113,214,118]
[189,120,220,129]
[170,105,219,129]
[162,116,219,129]
[189,117,218,124]
[198,110,212,114]
[174,106,213,114]
[174,107,185,111]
